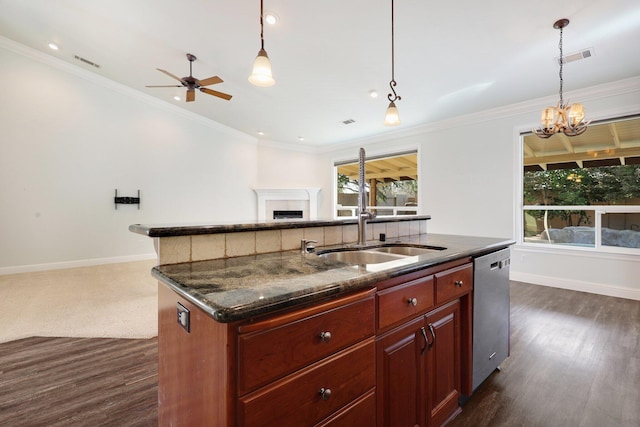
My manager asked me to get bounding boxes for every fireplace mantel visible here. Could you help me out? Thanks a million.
[253,188,321,221]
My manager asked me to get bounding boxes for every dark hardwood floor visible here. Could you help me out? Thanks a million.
[1,282,638,426]
[0,336,158,426]
[451,281,640,427]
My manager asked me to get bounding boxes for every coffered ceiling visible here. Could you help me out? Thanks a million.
[1,0,639,147]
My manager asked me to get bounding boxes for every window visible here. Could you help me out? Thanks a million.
[521,116,640,252]
[334,151,418,218]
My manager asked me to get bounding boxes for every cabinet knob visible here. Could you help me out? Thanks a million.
[454,280,463,287]
[319,331,332,343]
[408,297,418,306]
[319,388,332,401]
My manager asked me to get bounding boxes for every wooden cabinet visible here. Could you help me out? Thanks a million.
[375,259,473,427]
[237,290,376,427]
[376,317,424,427]
[425,300,462,427]
[158,257,474,427]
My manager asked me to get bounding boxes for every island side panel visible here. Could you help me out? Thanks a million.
[158,282,236,426]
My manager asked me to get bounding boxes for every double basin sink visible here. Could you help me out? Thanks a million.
[316,243,446,265]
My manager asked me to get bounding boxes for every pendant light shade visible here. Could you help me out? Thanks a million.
[249,48,274,87]
[384,101,400,126]
[249,0,275,87]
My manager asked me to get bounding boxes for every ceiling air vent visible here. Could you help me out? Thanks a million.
[342,119,356,125]
[74,55,101,69]
[557,47,594,65]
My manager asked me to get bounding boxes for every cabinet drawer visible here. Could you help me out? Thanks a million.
[435,263,473,304]
[317,389,376,427]
[238,339,376,427]
[377,275,434,331]
[238,294,375,394]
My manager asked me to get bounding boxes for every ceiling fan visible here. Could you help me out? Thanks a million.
[146,53,232,102]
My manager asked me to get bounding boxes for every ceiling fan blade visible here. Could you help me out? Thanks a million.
[186,89,195,102]
[197,75,223,86]
[156,68,184,83]
[146,85,182,88]
[200,87,232,101]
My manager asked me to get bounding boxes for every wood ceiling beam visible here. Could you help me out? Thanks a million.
[609,123,622,148]
[524,146,640,166]
[342,169,418,180]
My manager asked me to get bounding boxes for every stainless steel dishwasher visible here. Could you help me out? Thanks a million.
[472,247,511,391]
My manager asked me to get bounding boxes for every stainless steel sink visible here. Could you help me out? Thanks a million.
[317,244,446,265]
[318,250,405,264]
[369,245,446,256]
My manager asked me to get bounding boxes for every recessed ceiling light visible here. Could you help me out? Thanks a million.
[369,90,378,98]
[257,131,265,136]
[174,95,181,101]
[298,136,305,141]
[48,43,59,51]
[265,13,278,25]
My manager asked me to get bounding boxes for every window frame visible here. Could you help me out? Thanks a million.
[516,116,640,255]
[332,148,421,219]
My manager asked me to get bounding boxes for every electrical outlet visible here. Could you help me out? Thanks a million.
[177,302,190,333]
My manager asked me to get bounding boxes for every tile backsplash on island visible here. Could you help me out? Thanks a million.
[155,219,427,265]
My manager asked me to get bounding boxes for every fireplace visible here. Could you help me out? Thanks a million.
[253,188,320,221]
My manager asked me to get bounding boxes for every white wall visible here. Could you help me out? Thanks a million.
[3,38,639,301]
[0,41,258,273]
[313,77,640,300]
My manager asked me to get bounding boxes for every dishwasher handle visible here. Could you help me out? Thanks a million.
[490,258,511,270]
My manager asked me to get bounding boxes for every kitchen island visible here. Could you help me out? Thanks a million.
[130,216,513,426]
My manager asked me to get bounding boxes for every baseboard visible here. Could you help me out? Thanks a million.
[510,271,640,301]
[0,253,157,276]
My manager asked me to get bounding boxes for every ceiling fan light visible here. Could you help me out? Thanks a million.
[249,49,275,87]
[384,101,400,126]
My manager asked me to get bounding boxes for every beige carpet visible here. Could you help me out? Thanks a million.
[0,260,158,344]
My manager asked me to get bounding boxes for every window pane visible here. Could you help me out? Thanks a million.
[523,165,640,206]
[336,152,418,217]
[601,213,640,248]
[524,209,595,247]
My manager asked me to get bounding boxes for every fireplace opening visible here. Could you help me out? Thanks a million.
[273,210,303,219]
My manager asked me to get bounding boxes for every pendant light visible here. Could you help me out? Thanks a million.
[249,0,275,87]
[533,19,589,139]
[384,0,401,126]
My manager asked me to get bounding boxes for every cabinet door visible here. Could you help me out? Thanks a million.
[376,316,425,427]
[425,300,462,427]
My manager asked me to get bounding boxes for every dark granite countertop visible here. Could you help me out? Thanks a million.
[130,215,431,237]
[152,233,514,323]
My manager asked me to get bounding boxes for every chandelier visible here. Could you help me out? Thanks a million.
[533,19,589,139]
[384,0,401,126]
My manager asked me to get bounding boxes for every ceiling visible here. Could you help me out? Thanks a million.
[1,1,639,147]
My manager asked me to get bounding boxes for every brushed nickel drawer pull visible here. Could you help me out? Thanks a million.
[408,297,418,306]
[319,388,332,401]
[454,280,464,287]
[319,331,332,343]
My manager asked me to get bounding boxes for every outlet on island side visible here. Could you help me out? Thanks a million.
[177,302,190,333]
